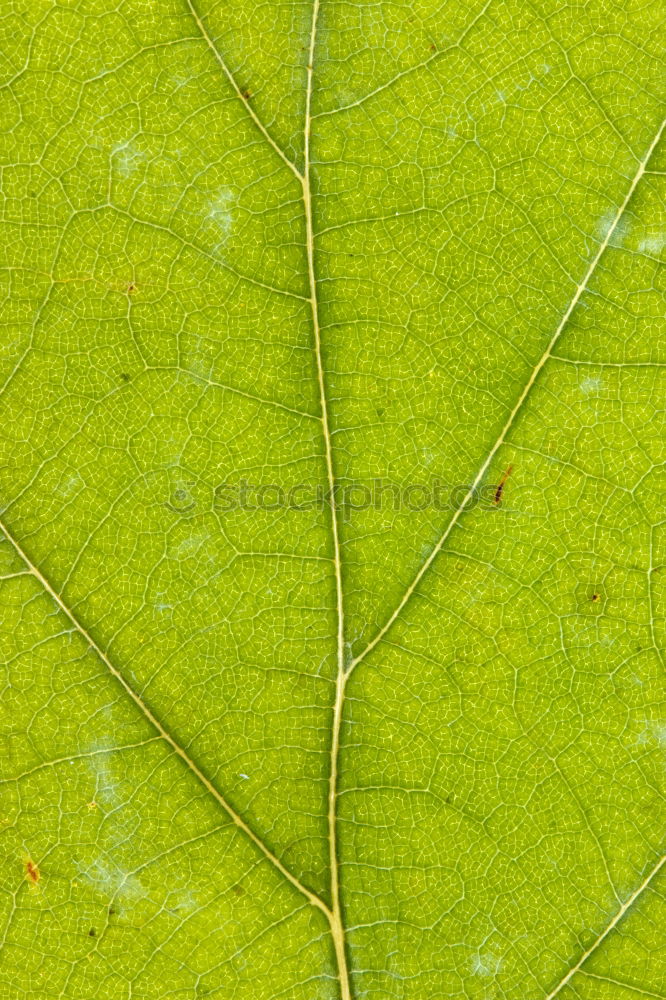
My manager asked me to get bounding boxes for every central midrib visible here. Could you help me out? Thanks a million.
[301,2,354,998]
[183,1,358,993]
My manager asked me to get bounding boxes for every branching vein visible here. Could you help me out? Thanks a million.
[184,0,303,181]
[0,518,330,921]
[349,115,666,674]
[543,853,666,1000]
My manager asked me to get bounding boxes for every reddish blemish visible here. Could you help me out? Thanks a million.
[26,860,40,884]
[493,464,514,505]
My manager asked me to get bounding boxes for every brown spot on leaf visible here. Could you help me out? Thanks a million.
[88,927,96,937]
[591,593,600,602]
[493,464,514,505]
[26,860,39,884]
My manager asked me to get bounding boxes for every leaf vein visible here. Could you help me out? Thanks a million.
[348,115,666,674]
[543,853,666,1000]
[0,517,331,920]
[184,0,303,180]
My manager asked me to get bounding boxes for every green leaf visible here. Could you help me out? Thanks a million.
[1,1,665,997]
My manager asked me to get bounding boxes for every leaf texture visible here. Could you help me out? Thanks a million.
[0,1,665,998]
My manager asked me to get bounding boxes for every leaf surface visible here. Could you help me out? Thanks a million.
[1,1,665,997]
